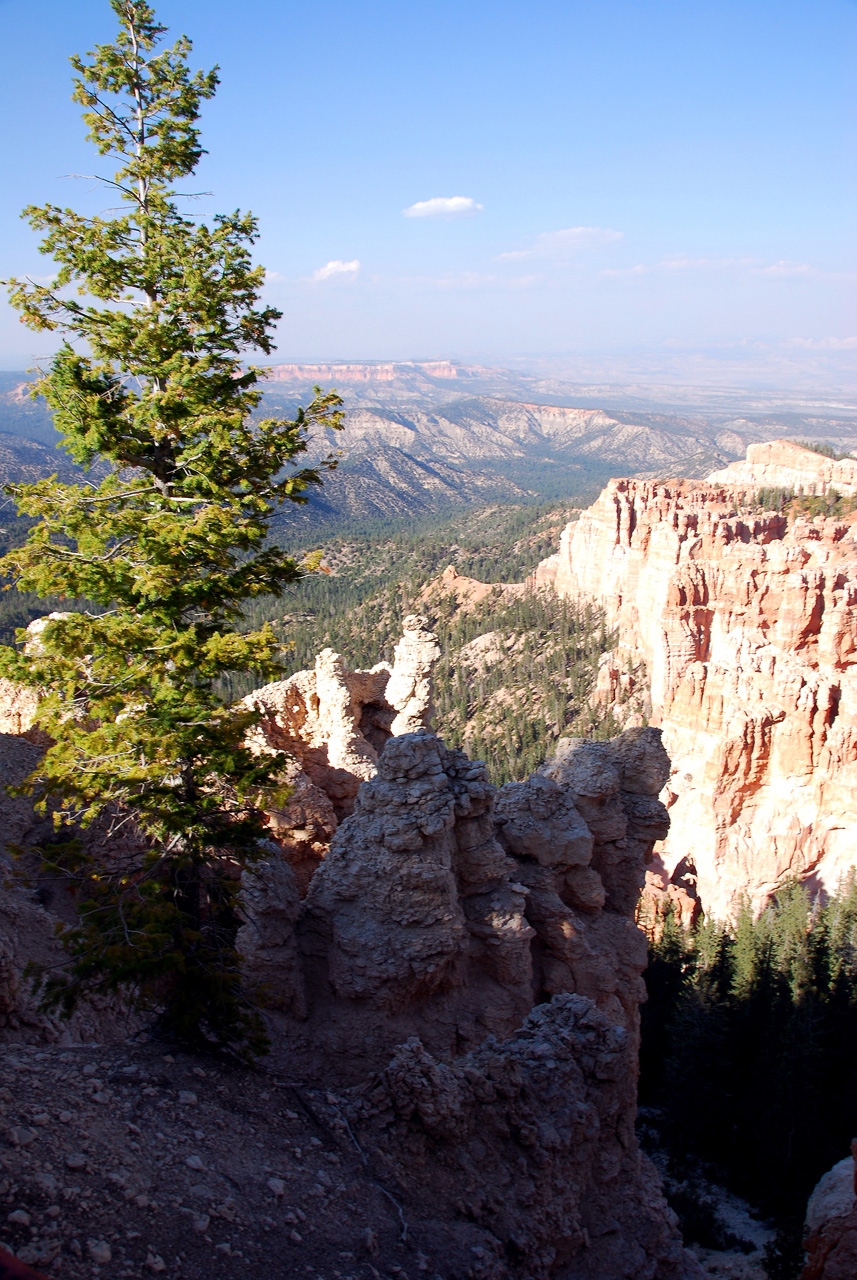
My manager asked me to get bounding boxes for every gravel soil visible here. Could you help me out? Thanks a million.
[0,1040,437,1280]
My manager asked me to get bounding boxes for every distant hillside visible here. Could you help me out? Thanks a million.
[0,431,82,486]
[2,362,856,528]
[0,373,61,448]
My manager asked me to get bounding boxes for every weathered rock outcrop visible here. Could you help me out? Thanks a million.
[709,439,857,498]
[241,614,440,890]
[252,726,671,1076]
[419,563,529,614]
[235,723,700,1277]
[354,994,696,1280]
[801,1143,857,1280]
[542,448,857,918]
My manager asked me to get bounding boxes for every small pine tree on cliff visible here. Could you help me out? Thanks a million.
[1,0,342,1055]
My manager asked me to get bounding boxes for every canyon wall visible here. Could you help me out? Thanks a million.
[541,442,857,918]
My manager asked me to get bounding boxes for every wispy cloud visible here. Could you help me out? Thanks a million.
[497,226,623,262]
[756,260,812,276]
[312,259,360,281]
[602,255,814,277]
[787,336,857,350]
[403,196,483,219]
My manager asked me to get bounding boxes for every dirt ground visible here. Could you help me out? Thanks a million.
[0,1038,443,1280]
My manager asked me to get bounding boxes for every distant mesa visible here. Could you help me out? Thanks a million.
[262,360,488,383]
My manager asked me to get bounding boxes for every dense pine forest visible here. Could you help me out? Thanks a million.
[640,879,857,1276]
[235,500,629,782]
[1,497,629,782]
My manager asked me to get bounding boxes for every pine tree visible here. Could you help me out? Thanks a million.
[1,0,342,1054]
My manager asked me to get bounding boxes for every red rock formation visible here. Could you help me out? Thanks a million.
[545,450,857,918]
[419,563,529,613]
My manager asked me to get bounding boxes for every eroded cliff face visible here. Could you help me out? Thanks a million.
[541,445,857,918]
[709,439,857,498]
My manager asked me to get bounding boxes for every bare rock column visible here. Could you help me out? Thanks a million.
[386,614,441,735]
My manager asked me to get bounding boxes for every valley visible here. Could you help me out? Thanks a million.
[3,362,857,528]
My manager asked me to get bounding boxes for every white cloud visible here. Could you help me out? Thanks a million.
[602,255,814,278]
[403,196,483,219]
[497,226,623,262]
[788,336,857,350]
[312,259,360,281]
[264,269,287,284]
[755,260,812,277]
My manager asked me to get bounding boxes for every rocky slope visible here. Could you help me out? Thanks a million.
[0,617,703,1279]
[539,441,857,919]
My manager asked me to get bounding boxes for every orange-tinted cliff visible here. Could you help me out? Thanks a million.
[540,443,857,918]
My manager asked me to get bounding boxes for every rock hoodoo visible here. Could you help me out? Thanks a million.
[242,720,696,1278]
[538,442,857,918]
[240,614,440,891]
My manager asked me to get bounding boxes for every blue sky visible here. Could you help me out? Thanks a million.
[0,0,854,374]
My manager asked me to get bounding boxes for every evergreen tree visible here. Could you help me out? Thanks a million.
[641,881,857,1233]
[1,0,342,1054]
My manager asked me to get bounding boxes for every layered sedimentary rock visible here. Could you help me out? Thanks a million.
[709,439,857,498]
[541,447,857,918]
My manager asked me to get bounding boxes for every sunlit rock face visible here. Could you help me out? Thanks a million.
[709,438,857,498]
[544,449,857,918]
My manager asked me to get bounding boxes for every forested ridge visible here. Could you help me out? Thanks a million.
[229,500,630,782]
